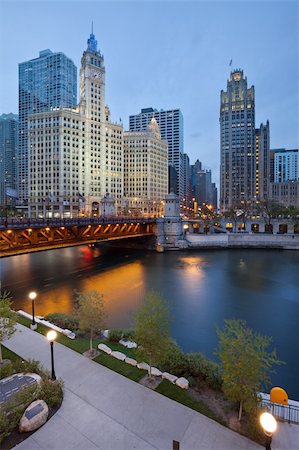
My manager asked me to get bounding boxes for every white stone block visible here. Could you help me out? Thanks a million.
[150,367,162,377]
[162,372,178,383]
[137,362,150,371]
[175,377,189,389]
[125,357,137,366]
[98,343,112,354]
[111,351,126,361]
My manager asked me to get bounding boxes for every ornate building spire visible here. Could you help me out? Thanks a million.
[87,27,98,54]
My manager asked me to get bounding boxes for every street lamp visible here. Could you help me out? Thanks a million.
[29,291,37,330]
[47,330,57,381]
[260,412,277,450]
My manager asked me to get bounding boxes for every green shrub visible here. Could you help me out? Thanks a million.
[13,359,46,378]
[186,353,223,390]
[108,329,123,342]
[38,378,64,408]
[0,361,14,379]
[121,329,135,340]
[45,313,79,331]
[0,409,10,443]
[158,341,189,376]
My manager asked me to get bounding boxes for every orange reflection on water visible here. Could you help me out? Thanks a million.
[81,261,146,327]
[34,286,75,317]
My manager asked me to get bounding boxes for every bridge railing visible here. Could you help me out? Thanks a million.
[0,217,154,229]
[261,398,299,424]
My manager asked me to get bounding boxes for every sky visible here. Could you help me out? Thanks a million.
[0,0,298,187]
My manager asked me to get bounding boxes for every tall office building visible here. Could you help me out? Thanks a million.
[255,121,270,200]
[124,118,168,216]
[182,153,191,205]
[220,69,256,211]
[18,49,77,208]
[0,114,18,207]
[129,107,184,198]
[28,31,123,218]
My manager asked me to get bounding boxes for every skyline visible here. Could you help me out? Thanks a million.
[0,1,298,187]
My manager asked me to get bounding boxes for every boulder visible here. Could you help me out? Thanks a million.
[125,357,137,366]
[162,372,178,384]
[98,343,112,354]
[111,351,126,361]
[149,367,162,377]
[137,362,150,371]
[19,400,49,432]
[175,377,189,389]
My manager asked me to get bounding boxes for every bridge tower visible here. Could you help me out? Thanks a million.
[156,192,187,251]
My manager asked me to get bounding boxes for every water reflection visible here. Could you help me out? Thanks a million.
[1,246,298,399]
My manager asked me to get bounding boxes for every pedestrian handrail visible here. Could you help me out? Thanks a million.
[261,398,299,424]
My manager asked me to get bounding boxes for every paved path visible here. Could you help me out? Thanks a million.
[2,324,284,449]
[0,373,39,404]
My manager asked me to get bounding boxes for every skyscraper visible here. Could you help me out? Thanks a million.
[18,49,77,208]
[28,32,123,218]
[0,114,18,207]
[255,121,270,200]
[129,107,184,198]
[220,69,255,211]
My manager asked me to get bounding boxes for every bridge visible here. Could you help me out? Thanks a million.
[0,217,155,257]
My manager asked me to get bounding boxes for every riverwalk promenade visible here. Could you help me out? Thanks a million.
[4,324,298,449]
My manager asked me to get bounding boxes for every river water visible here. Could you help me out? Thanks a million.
[1,245,298,399]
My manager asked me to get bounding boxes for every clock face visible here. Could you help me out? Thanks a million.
[89,68,102,80]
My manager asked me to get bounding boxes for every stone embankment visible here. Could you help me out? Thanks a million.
[185,233,299,250]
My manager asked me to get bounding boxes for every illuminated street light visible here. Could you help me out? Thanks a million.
[260,412,277,450]
[47,330,57,380]
[28,291,37,330]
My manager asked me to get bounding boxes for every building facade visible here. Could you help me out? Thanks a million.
[255,121,270,201]
[269,180,299,207]
[182,153,191,206]
[129,107,184,198]
[220,69,256,211]
[272,149,298,183]
[28,32,123,218]
[0,114,18,207]
[18,49,77,209]
[124,118,168,216]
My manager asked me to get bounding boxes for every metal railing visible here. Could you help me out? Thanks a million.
[0,216,155,229]
[261,398,299,424]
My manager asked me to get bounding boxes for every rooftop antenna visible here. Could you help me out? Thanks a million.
[91,21,93,34]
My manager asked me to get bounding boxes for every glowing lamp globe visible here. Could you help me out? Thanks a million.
[260,412,277,436]
[47,330,57,342]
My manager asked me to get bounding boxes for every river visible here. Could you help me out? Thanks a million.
[1,245,298,399]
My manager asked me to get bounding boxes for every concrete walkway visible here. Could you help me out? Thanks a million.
[2,324,289,449]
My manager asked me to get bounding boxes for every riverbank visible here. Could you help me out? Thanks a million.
[185,233,299,250]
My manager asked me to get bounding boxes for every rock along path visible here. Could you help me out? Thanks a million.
[5,324,264,450]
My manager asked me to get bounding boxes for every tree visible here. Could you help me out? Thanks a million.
[0,291,17,363]
[257,199,284,226]
[216,319,282,421]
[135,291,170,379]
[76,291,106,355]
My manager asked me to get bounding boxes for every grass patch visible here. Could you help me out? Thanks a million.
[93,353,144,382]
[2,347,22,363]
[156,380,227,426]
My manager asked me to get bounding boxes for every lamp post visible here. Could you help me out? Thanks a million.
[260,412,277,450]
[29,291,37,330]
[47,330,57,381]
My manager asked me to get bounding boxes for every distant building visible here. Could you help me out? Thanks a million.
[18,49,77,209]
[220,70,256,211]
[191,160,217,209]
[28,32,123,218]
[270,149,298,183]
[255,121,270,201]
[124,118,168,216]
[182,153,191,206]
[0,114,18,207]
[129,107,184,198]
[269,180,299,207]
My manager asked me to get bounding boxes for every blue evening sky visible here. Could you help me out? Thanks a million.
[0,0,298,187]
